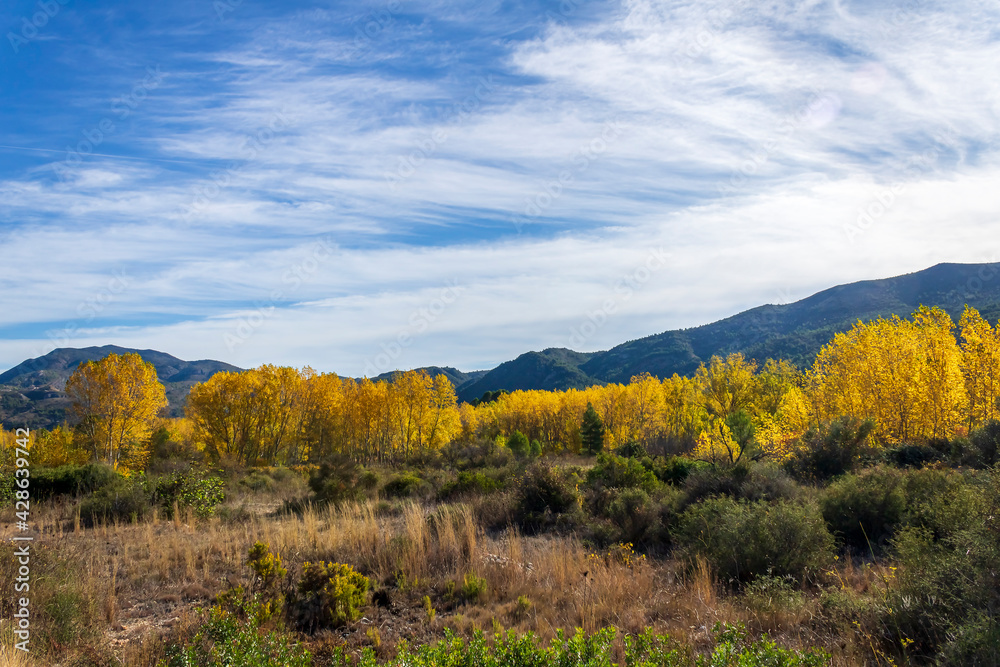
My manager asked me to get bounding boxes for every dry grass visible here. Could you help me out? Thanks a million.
[0,493,890,666]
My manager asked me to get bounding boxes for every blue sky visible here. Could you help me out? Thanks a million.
[1,0,999,376]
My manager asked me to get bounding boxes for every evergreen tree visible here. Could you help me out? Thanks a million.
[581,403,605,455]
[508,430,530,458]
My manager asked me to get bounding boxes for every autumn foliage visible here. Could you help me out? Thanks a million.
[65,352,168,472]
[9,305,1000,471]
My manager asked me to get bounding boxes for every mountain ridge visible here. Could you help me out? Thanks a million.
[0,345,242,428]
[4,262,1000,423]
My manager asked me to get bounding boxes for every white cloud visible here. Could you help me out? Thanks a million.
[2,0,999,376]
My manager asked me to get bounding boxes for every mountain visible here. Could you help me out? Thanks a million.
[0,345,241,429]
[456,349,598,401]
[370,366,488,389]
[5,262,1000,417]
[457,262,1000,400]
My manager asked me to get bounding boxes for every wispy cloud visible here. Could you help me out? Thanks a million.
[1,0,998,374]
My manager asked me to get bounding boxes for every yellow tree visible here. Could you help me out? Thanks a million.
[66,352,167,471]
[696,353,758,418]
[959,306,1000,430]
[660,374,707,448]
[811,308,966,443]
[300,371,345,460]
[692,417,742,464]
[394,370,434,455]
[425,374,460,450]
[913,306,966,439]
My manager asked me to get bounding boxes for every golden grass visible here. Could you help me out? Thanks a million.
[0,494,887,666]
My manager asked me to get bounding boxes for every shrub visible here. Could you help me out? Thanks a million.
[606,487,657,545]
[586,452,658,493]
[0,471,14,506]
[289,561,370,632]
[382,471,424,498]
[78,476,152,526]
[705,622,830,666]
[681,462,797,508]
[647,455,708,486]
[968,419,1000,467]
[154,470,226,519]
[30,463,119,499]
[241,471,276,492]
[438,470,504,500]
[376,625,829,667]
[615,440,648,459]
[43,590,91,646]
[462,573,487,602]
[901,467,987,540]
[677,496,834,584]
[515,595,532,617]
[247,541,287,597]
[513,462,580,533]
[786,416,875,481]
[508,431,530,459]
[882,443,942,468]
[819,467,906,552]
[161,602,312,667]
[742,574,806,618]
[882,472,1000,662]
[308,457,365,505]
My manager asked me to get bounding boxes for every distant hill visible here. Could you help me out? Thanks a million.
[456,349,597,402]
[0,345,241,429]
[370,366,488,389]
[457,261,1000,401]
[6,262,1000,417]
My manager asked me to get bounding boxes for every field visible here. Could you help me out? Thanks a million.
[3,434,999,666]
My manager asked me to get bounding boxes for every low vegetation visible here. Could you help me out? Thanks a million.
[2,307,1000,665]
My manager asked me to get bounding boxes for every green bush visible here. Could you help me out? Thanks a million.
[0,471,14,505]
[605,487,658,545]
[30,463,119,499]
[785,416,875,481]
[615,440,648,459]
[702,622,830,666]
[742,575,806,617]
[677,496,834,584]
[154,471,226,519]
[647,455,708,486]
[882,443,942,468]
[78,476,152,526]
[461,573,487,602]
[241,471,276,492]
[968,419,1000,468]
[508,430,530,459]
[308,458,365,505]
[438,470,505,500]
[161,602,312,667]
[382,471,424,498]
[289,561,370,633]
[819,467,905,553]
[900,467,987,540]
[882,472,1000,662]
[339,624,830,667]
[586,452,658,493]
[681,462,797,508]
[42,590,91,646]
[513,462,580,533]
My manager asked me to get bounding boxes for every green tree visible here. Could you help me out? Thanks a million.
[581,402,605,455]
[508,430,530,458]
